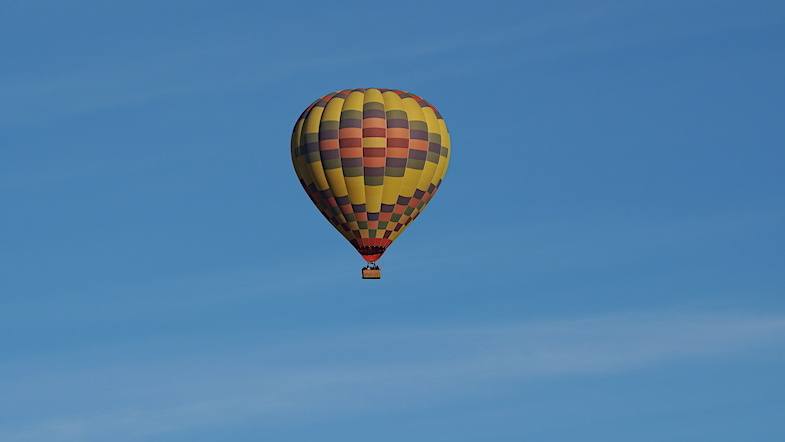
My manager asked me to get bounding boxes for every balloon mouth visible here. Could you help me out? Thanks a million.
[361,252,384,263]
[352,238,392,263]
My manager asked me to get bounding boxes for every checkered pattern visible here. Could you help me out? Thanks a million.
[291,88,450,262]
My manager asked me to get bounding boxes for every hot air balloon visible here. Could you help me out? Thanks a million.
[291,88,451,279]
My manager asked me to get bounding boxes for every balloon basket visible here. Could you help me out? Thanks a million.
[362,266,381,279]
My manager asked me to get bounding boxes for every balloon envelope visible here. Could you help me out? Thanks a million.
[291,88,450,263]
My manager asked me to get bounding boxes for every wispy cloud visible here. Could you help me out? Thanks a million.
[3,312,784,441]
[3,1,779,128]
[0,4,612,128]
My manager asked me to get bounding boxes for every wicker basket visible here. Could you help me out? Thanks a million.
[362,268,381,279]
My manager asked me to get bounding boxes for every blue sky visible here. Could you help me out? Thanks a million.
[1,0,784,440]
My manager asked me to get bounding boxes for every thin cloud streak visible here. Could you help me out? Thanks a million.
[3,312,785,441]
[0,5,609,128]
